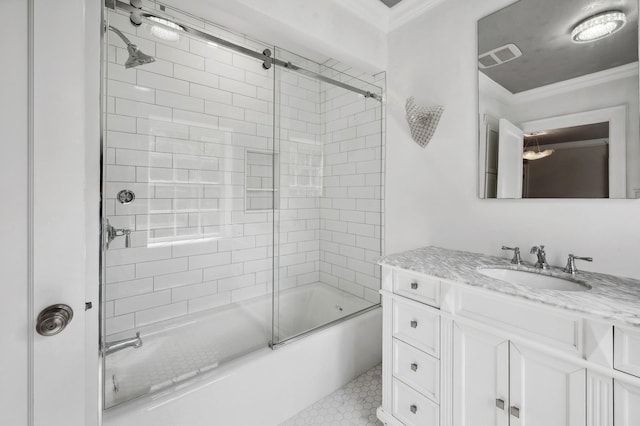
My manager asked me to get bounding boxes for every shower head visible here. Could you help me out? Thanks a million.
[108,25,155,69]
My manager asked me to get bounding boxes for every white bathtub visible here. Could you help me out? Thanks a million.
[102,282,382,426]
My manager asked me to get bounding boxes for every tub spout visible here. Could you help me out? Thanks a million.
[104,332,142,355]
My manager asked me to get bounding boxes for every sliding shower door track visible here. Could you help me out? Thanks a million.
[105,0,382,101]
[269,304,381,349]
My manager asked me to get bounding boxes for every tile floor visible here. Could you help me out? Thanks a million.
[280,364,383,426]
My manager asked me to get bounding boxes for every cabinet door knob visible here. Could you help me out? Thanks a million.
[510,406,520,418]
[410,320,418,328]
[411,282,418,290]
[495,398,505,410]
[411,363,418,371]
[410,404,418,414]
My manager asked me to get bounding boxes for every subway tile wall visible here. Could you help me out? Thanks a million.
[103,8,384,338]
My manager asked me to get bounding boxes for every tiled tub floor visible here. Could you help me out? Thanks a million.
[280,364,383,426]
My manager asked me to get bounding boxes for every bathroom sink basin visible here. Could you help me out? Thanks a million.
[478,268,590,291]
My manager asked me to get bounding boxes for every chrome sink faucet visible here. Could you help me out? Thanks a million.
[530,245,549,269]
[501,246,522,265]
[563,254,593,275]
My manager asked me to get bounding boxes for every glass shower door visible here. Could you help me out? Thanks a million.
[102,5,276,407]
[271,47,384,345]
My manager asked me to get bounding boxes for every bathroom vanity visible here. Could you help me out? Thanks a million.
[376,247,640,426]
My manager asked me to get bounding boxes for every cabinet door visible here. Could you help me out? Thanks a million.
[510,343,586,426]
[453,323,509,426]
[614,380,640,426]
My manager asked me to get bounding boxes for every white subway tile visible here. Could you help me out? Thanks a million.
[106,278,154,301]
[205,58,246,81]
[106,314,135,335]
[156,90,205,112]
[189,252,232,270]
[136,258,188,278]
[135,302,188,327]
[137,118,190,139]
[172,239,218,257]
[173,109,219,129]
[108,80,156,103]
[189,83,232,104]
[154,269,203,290]
[171,281,218,302]
[205,101,245,120]
[218,273,255,292]
[137,70,189,95]
[188,292,231,313]
[114,290,171,315]
[175,64,220,88]
[232,247,267,263]
[106,246,172,267]
[107,114,137,133]
[115,149,172,168]
[156,44,205,70]
[219,77,256,97]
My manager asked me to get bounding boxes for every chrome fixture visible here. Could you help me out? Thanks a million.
[36,304,74,336]
[105,219,132,248]
[116,189,136,204]
[105,0,382,101]
[501,246,522,265]
[530,245,549,269]
[563,254,593,275]
[107,25,155,69]
[104,332,142,355]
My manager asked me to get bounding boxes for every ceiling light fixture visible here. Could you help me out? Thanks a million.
[148,16,183,42]
[523,135,554,161]
[571,10,627,43]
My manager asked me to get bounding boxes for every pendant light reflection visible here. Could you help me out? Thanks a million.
[523,132,554,161]
[149,16,183,42]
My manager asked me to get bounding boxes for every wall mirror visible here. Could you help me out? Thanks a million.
[477,0,639,199]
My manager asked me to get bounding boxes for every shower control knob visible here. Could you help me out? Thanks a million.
[36,304,74,336]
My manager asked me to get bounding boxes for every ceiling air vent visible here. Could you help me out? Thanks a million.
[478,43,522,69]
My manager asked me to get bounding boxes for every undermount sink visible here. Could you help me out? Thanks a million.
[478,267,591,291]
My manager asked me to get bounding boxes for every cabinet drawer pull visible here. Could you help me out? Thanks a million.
[410,282,418,290]
[410,320,418,328]
[410,404,418,414]
[510,406,520,418]
[495,398,505,410]
[410,363,418,371]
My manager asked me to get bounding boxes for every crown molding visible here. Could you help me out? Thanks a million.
[336,0,450,34]
[481,62,639,106]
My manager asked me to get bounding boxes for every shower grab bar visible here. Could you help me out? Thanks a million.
[104,332,143,355]
[105,0,382,101]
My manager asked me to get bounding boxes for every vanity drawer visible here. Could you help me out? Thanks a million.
[392,378,439,426]
[393,298,440,357]
[393,338,439,403]
[394,270,440,307]
[614,326,640,378]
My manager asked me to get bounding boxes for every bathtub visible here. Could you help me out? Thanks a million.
[102,282,382,426]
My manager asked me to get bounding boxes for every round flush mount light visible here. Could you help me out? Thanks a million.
[571,11,627,43]
[148,16,183,42]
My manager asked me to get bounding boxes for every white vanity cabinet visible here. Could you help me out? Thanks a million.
[377,264,640,426]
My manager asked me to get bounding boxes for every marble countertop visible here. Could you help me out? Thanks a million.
[378,246,640,327]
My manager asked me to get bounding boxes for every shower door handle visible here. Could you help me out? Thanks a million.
[36,304,74,336]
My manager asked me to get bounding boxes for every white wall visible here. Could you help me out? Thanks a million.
[386,0,640,279]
